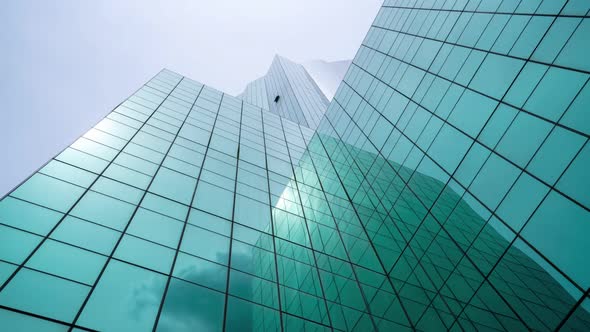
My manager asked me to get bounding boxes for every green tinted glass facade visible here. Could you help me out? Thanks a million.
[1,0,590,331]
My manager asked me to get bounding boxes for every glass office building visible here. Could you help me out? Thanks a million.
[1,0,590,331]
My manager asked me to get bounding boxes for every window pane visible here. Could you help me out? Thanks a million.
[0,268,89,322]
[0,308,68,332]
[26,240,106,285]
[155,278,224,332]
[180,224,230,265]
[0,225,42,265]
[71,191,135,231]
[193,181,234,220]
[114,235,175,274]
[51,216,120,255]
[172,252,227,291]
[149,168,196,205]
[11,174,85,213]
[0,197,62,235]
[556,143,590,207]
[127,208,183,248]
[78,261,167,331]
[225,296,280,332]
[522,191,590,289]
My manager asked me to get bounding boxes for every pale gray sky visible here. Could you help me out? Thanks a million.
[0,0,382,196]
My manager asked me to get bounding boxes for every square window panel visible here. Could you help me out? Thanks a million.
[560,81,590,136]
[229,269,279,309]
[114,235,175,274]
[39,160,97,188]
[556,18,590,72]
[172,252,227,291]
[0,197,63,235]
[455,143,491,187]
[427,124,472,174]
[556,143,590,208]
[469,153,520,210]
[509,16,552,58]
[77,260,167,331]
[496,173,549,231]
[180,224,229,265]
[0,268,89,322]
[71,191,135,231]
[55,148,109,174]
[51,216,120,255]
[504,62,548,108]
[0,225,42,265]
[234,195,272,233]
[527,127,586,185]
[90,177,144,205]
[141,193,188,221]
[26,240,106,285]
[478,104,518,149]
[225,296,280,332]
[448,90,498,138]
[103,163,152,190]
[532,17,581,63]
[187,208,231,236]
[470,54,524,99]
[495,112,553,167]
[522,191,590,289]
[11,174,85,213]
[149,167,197,205]
[127,208,183,248]
[193,181,234,220]
[231,240,276,281]
[155,278,224,332]
[524,67,588,122]
[0,308,68,332]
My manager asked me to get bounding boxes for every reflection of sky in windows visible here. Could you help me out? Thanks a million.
[2,0,590,327]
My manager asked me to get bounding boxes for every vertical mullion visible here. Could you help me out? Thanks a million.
[260,110,285,332]
[221,100,244,331]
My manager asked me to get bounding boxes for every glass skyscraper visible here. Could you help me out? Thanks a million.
[1,1,589,331]
[239,55,330,129]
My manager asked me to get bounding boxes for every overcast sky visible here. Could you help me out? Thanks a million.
[0,0,382,196]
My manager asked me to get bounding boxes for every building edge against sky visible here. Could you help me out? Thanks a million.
[303,59,353,101]
[0,0,590,331]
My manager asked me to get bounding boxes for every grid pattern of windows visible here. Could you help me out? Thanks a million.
[1,0,589,331]
[0,69,345,331]
[313,0,590,330]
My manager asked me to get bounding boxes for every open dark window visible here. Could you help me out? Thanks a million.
[274,95,280,103]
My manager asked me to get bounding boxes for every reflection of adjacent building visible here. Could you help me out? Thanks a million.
[233,109,590,330]
[231,80,590,328]
[286,127,590,330]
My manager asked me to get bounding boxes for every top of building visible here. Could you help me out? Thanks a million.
[238,55,331,129]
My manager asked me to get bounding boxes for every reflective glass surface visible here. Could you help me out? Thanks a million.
[1,1,590,330]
